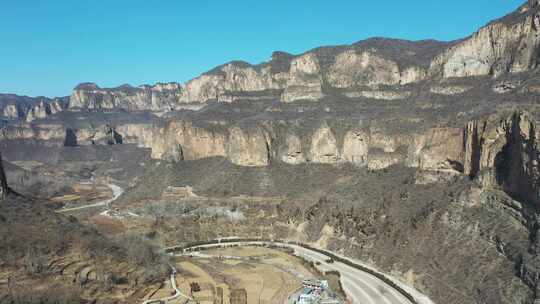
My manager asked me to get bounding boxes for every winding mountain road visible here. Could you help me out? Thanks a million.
[142,265,193,304]
[292,244,411,304]
[57,184,124,213]
[179,241,433,304]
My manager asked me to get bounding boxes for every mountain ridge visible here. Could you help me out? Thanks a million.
[2,1,536,104]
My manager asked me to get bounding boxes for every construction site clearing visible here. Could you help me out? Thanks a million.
[287,279,343,304]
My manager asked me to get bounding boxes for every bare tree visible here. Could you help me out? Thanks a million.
[22,247,48,275]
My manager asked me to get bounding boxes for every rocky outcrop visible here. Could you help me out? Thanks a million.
[227,127,270,166]
[115,123,154,147]
[181,62,286,103]
[341,129,369,165]
[2,104,23,120]
[430,2,540,78]
[326,50,403,87]
[150,122,271,166]
[69,83,184,111]
[309,124,340,163]
[1,123,66,144]
[143,118,466,170]
[0,95,35,120]
[278,134,306,164]
[1,122,129,148]
[71,125,123,146]
[65,40,449,107]
[0,94,66,122]
[150,121,228,162]
[25,100,51,122]
[281,53,324,102]
[6,108,537,188]
[408,127,464,170]
[459,111,540,299]
[136,112,537,186]
[463,112,540,206]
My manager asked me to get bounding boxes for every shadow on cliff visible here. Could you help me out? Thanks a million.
[494,113,539,210]
[64,128,77,147]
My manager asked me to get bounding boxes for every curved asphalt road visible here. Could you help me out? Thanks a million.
[292,243,411,304]
[142,265,193,304]
[57,184,124,213]
[180,241,421,304]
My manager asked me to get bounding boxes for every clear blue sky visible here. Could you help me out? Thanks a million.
[0,0,525,97]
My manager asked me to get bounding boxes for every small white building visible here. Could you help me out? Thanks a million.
[291,278,342,304]
[298,294,315,304]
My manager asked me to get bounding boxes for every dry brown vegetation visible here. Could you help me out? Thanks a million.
[173,246,315,304]
[0,196,170,304]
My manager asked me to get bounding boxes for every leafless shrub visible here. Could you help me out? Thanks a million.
[2,285,82,304]
[22,247,48,275]
[114,233,170,284]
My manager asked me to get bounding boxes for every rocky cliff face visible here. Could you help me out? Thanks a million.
[25,99,64,122]
[69,82,184,111]
[0,94,66,123]
[63,40,450,107]
[150,121,227,162]
[149,38,445,104]
[464,112,540,206]
[15,108,529,179]
[1,123,66,144]
[182,61,287,103]
[1,121,131,148]
[281,53,324,102]
[326,49,421,87]
[430,1,540,78]
[107,110,536,209]
[143,116,464,170]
